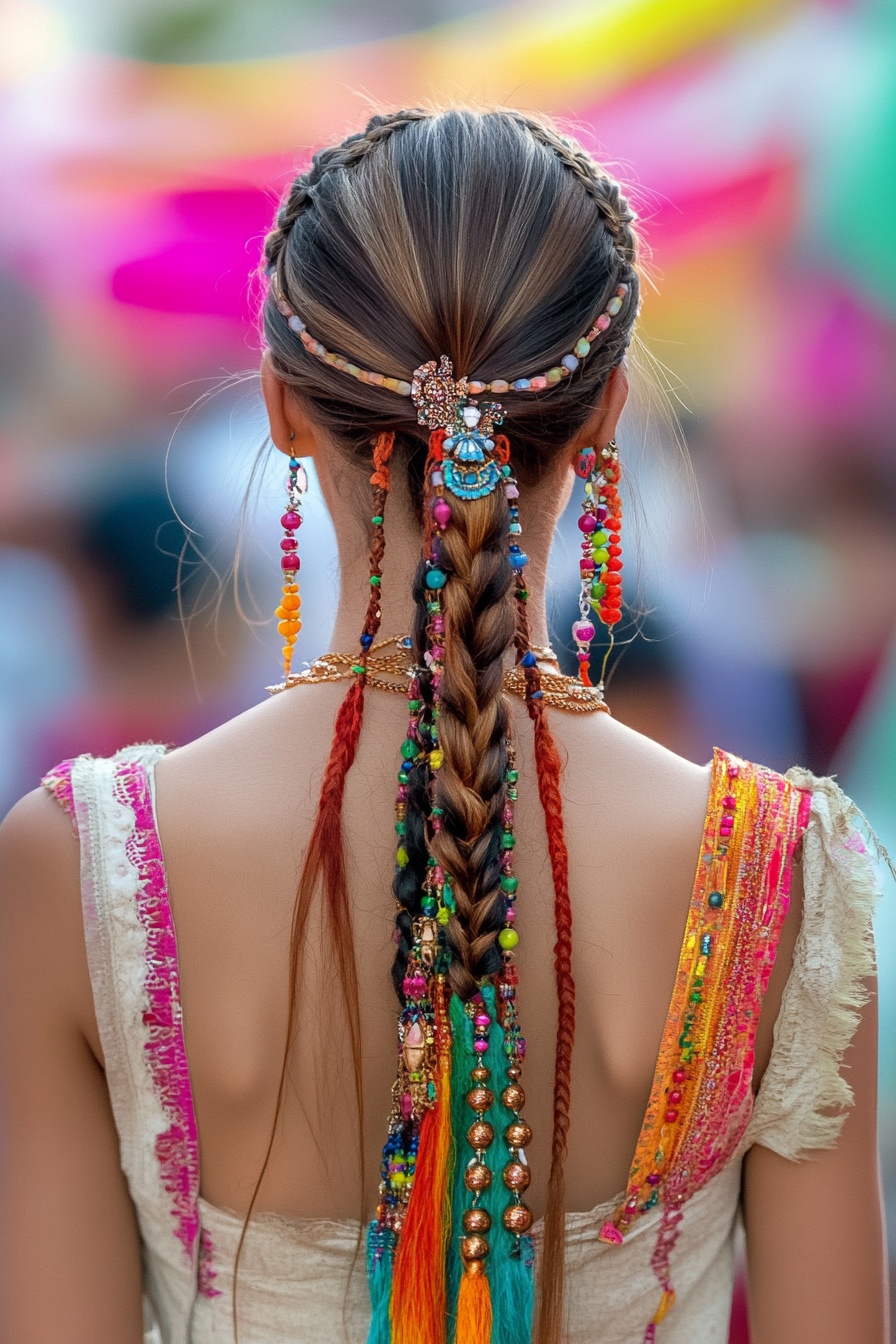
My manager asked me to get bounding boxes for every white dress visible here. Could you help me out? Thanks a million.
[42,743,884,1344]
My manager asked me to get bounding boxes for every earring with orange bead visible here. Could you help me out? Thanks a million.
[275,432,305,678]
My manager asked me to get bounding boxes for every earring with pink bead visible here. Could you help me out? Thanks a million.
[274,431,307,679]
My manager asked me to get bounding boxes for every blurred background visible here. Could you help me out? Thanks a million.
[0,0,894,1336]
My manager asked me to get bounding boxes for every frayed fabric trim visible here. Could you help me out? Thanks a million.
[42,759,78,832]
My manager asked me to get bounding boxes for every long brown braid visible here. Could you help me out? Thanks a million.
[253,107,643,1344]
[420,488,516,1000]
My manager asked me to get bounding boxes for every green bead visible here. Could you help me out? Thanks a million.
[370,574,381,586]
[575,337,591,358]
[708,891,724,908]
[408,699,422,711]
[396,847,409,868]
[501,832,516,849]
[498,928,520,950]
[395,820,407,835]
[506,769,519,783]
[371,515,384,525]
[351,664,366,675]
[400,738,417,760]
[501,876,519,893]
[427,601,440,613]
[689,991,702,1004]
[590,581,607,600]
[437,907,450,925]
[421,897,437,916]
[592,530,608,546]
[591,547,610,565]
[678,1032,691,1049]
[517,589,529,600]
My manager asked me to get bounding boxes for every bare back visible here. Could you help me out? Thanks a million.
[85,686,761,1227]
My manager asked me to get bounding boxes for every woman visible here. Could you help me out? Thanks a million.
[0,107,888,1344]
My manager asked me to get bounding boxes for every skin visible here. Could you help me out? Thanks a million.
[0,358,888,1342]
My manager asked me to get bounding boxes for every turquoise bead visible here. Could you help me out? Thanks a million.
[708,891,724,908]
[426,569,446,589]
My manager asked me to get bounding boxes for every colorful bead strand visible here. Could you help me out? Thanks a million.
[270,267,630,405]
[274,455,305,678]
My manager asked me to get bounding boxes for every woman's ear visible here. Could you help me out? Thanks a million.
[260,351,320,458]
[569,361,630,465]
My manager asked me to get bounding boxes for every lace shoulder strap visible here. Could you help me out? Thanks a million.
[744,768,887,1157]
[41,745,217,1340]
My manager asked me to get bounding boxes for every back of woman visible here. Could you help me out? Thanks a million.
[0,107,889,1344]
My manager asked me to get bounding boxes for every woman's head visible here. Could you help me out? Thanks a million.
[261,106,639,485]
[251,107,643,1344]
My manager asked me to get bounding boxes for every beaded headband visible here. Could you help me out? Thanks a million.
[266,266,630,402]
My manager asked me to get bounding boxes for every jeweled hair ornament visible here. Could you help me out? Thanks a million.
[266,267,630,399]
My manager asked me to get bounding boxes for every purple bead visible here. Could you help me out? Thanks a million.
[430,470,444,487]
[647,1173,661,1186]
[473,1038,489,1054]
[573,619,596,643]
[595,505,608,523]
[281,555,300,571]
[281,511,302,529]
[505,483,520,499]
[578,514,598,534]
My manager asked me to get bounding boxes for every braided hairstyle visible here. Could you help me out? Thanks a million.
[258,107,640,1344]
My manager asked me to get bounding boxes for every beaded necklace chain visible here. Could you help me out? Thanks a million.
[266,637,610,714]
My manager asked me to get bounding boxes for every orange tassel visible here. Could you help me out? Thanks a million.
[390,980,452,1344]
[455,1265,493,1344]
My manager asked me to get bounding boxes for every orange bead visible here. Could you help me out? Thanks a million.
[281,594,299,611]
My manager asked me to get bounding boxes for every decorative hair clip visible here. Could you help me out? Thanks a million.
[266,266,629,399]
[412,356,506,500]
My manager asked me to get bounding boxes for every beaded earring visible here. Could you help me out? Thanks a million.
[275,432,306,679]
[573,439,623,688]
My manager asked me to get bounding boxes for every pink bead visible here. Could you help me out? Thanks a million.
[578,514,598,533]
[505,483,520,499]
[432,499,452,528]
[473,1038,489,1053]
[596,314,611,331]
[647,1173,661,1186]
[401,1092,413,1120]
[280,538,298,551]
[595,505,608,522]
[529,376,548,390]
[577,651,589,662]
[281,511,302,529]
[722,795,736,807]
[397,785,409,801]
[580,559,595,574]
[573,619,595,643]
[474,1012,491,1029]
[505,906,516,922]
[281,555,300,571]
[673,1069,686,1083]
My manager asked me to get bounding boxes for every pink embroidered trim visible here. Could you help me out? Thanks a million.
[115,757,220,1295]
[198,1228,221,1298]
[41,759,78,833]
